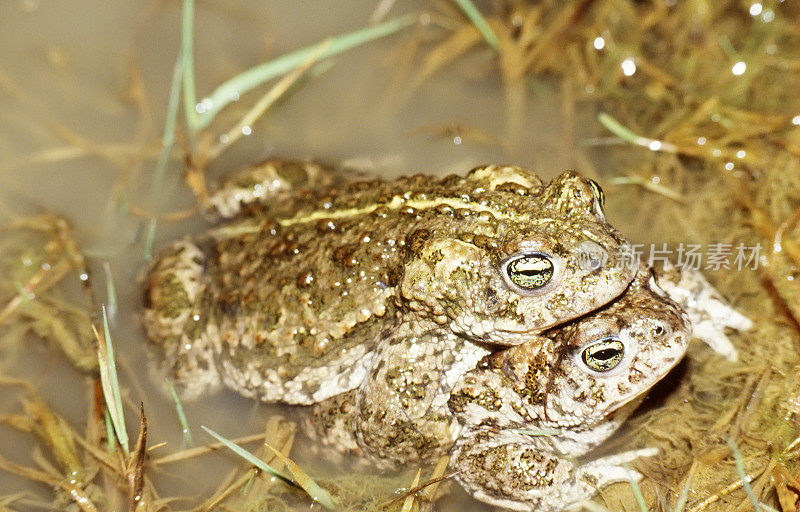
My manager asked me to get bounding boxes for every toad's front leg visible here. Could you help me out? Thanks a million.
[656,262,752,361]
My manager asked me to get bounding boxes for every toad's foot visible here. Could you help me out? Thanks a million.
[563,448,657,511]
[657,263,752,361]
[578,446,658,485]
[207,159,342,219]
[453,427,658,512]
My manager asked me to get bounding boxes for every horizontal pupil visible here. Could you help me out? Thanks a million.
[581,339,624,372]
[593,348,618,360]
[520,269,545,276]
[506,255,554,290]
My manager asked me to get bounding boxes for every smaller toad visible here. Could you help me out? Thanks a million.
[448,268,690,511]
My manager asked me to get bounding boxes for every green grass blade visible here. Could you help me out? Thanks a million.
[190,15,414,130]
[143,218,157,261]
[166,380,193,447]
[625,467,648,512]
[202,426,337,510]
[103,305,127,453]
[210,42,333,160]
[102,262,117,321]
[201,426,295,487]
[726,437,762,512]
[261,438,338,510]
[598,112,640,145]
[452,0,500,51]
[180,0,198,130]
[150,51,184,198]
[103,407,115,453]
[98,305,129,456]
[597,112,678,153]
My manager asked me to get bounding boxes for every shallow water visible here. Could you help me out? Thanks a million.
[0,1,579,508]
[1,1,797,511]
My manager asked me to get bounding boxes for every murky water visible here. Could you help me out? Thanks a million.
[0,0,583,508]
[2,1,796,510]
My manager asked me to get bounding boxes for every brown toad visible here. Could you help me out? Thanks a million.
[307,264,689,467]
[143,160,635,461]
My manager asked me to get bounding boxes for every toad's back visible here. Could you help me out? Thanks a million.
[143,164,634,403]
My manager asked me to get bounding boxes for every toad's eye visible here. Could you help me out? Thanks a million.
[505,253,554,290]
[581,338,624,372]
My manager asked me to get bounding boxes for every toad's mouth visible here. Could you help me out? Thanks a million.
[604,345,688,411]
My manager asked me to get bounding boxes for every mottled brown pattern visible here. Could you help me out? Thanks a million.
[144,161,634,407]
[142,161,694,510]
[450,266,690,511]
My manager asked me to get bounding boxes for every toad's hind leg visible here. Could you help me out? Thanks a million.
[353,327,489,465]
[304,390,366,462]
[143,240,220,399]
[207,159,344,219]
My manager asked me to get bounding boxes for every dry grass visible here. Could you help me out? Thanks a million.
[1,0,799,511]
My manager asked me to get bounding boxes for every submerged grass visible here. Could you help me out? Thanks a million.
[184,14,415,131]
[96,305,129,456]
[1,1,800,511]
[166,379,194,448]
[202,425,338,510]
[101,261,117,321]
[726,437,762,512]
[258,436,339,510]
[451,0,500,51]
[626,469,648,512]
[143,217,157,261]
[201,426,296,489]
[0,216,97,372]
